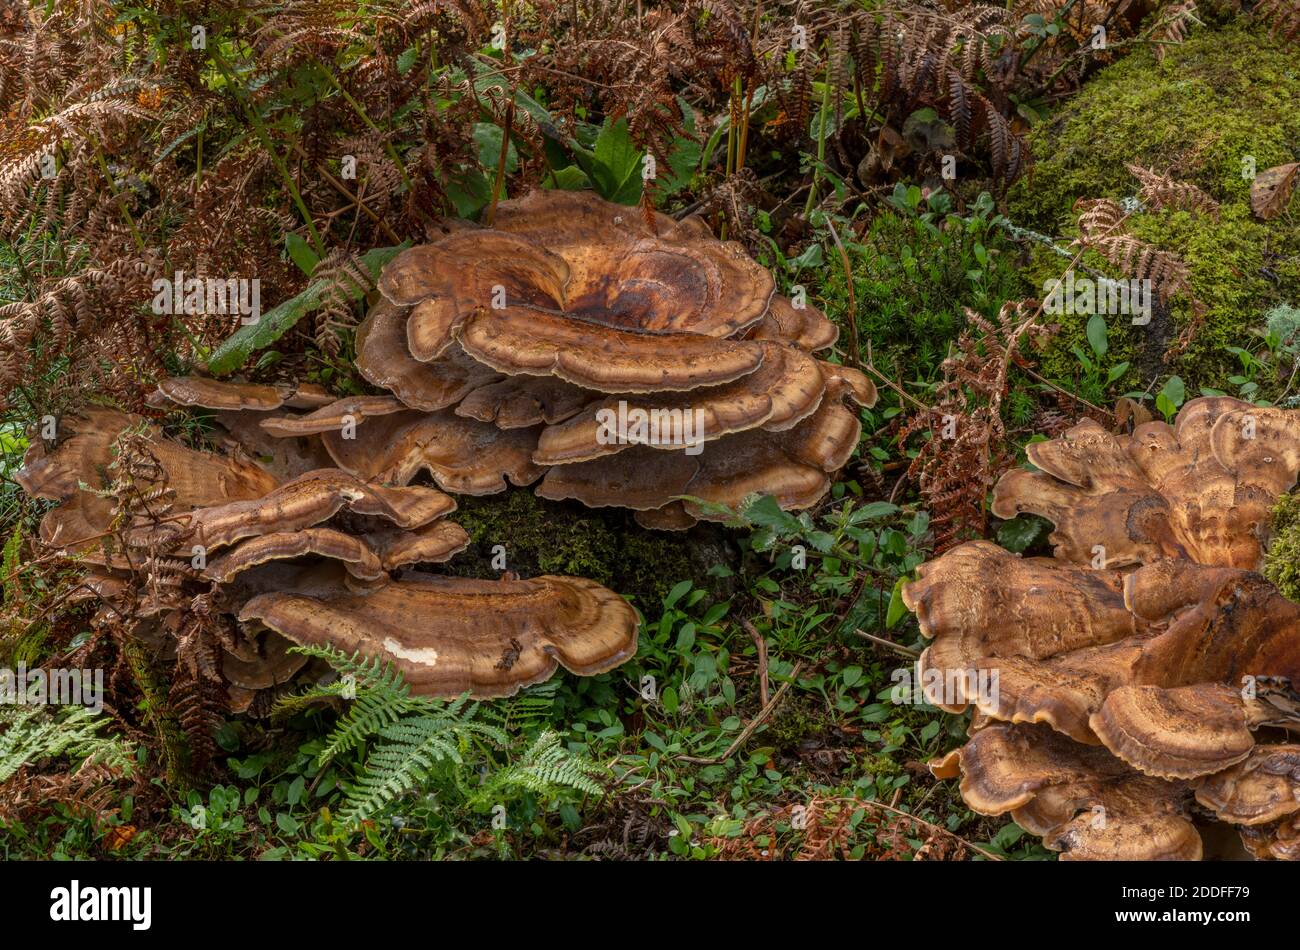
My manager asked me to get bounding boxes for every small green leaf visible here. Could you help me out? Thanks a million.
[885,577,910,628]
[997,515,1048,554]
[663,580,693,609]
[1085,314,1108,358]
[208,245,407,375]
[1160,375,1186,408]
[285,232,320,277]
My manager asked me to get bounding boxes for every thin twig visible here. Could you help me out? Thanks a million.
[824,215,862,370]
[853,628,919,659]
[677,660,803,765]
[742,619,770,706]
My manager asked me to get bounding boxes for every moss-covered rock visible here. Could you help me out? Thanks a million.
[1010,19,1300,392]
[444,488,712,609]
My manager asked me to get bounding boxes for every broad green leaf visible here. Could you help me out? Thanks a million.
[592,117,644,204]
[663,580,693,609]
[547,165,591,190]
[1160,375,1186,407]
[885,577,909,628]
[207,245,407,375]
[285,232,319,277]
[445,166,492,218]
[473,121,519,176]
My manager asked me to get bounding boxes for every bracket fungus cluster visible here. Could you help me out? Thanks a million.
[19,391,638,710]
[906,397,1300,859]
[260,189,874,529]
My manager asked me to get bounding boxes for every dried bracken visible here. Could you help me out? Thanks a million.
[1126,163,1219,218]
[904,397,1300,859]
[283,189,874,529]
[898,300,1048,551]
[16,394,639,711]
[1074,198,1192,304]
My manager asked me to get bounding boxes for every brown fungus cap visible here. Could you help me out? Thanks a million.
[355,298,502,411]
[903,543,1300,774]
[950,722,1202,861]
[203,519,470,584]
[1240,815,1300,860]
[747,294,839,352]
[1194,744,1300,826]
[132,468,456,552]
[204,528,387,582]
[149,376,334,412]
[208,408,336,482]
[154,377,285,412]
[991,397,1280,569]
[18,408,280,559]
[537,396,862,524]
[454,375,595,430]
[239,568,638,698]
[481,189,775,338]
[912,397,1300,858]
[371,189,779,393]
[221,631,311,692]
[456,303,767,394]
[354,189,868,525]
[259,395,407,438]
[1209,404,1300,496]
[319,409,543,494]
[17,395,640,711]
[532,341,827,465]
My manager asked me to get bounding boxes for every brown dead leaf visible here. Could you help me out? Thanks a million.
[104,824,137,851]
[1251,162,1300,220]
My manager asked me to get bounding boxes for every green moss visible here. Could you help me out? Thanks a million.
[1265,493,1300,603]
[444,489,703,609]
[1010,20,1300,391]
[817,203,1023,375]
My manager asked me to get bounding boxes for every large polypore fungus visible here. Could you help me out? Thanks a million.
[904,397,1300,859]
[19,392,638,710]
[260,189,874,528]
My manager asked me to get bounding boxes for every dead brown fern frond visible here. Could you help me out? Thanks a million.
[1255,0,1300,42]
[1126,162,1219,217]
[311,248,379,357]
[899,300,1044,552]
[1152,1,1200,60]
[1073,198,1192,303]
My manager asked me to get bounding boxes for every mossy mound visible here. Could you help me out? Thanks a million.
[1010,19,1300,391]
[817,202,1023,375]
[1265,492,1300,604]
[444,488,711,609]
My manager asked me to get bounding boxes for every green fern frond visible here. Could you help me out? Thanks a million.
[277,645,428,764]
[0,704,134,783]
[281,644,513,823]
[338,714,509,824]
[479,731,605,802]
[2,522,23,608]
[480,678,562,734]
